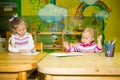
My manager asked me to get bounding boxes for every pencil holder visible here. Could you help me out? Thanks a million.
[104,41,115,57]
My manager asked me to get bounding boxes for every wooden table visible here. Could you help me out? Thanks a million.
[37,52,120,80]
[0,52,47,80]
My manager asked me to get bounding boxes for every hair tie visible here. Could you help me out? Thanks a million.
[8,14,18,22]
[8,17,14,22]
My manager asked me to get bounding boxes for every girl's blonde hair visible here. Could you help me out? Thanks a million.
[9,17,27,31]
[83,27,96,37]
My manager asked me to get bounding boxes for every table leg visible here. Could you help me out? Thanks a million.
[18,72,26,80]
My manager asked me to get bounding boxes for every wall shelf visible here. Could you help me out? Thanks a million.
[36,32,82,52]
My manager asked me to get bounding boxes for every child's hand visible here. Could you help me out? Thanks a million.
[97,35,102,48]
[31,47,36,53]
[97,35,102,42]
[63,41,70,50]
[18,49,29,53]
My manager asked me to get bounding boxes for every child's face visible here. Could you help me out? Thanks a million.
[81,32,94,44]
[14,21,27,37]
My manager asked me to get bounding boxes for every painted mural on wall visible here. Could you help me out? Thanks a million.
[21,0,111,49]
[21,0,111,32]
[75,0,111,19]
[38,4,68,32]
[0,0,111,50]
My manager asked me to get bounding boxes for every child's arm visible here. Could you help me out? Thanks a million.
[31,47,36,53]
[28,33,36,52]
[8,37,19,52]
[8,39,29,53]
[97,35,102,49]
[63,41,80,52]
[63,41,70,50]
[18,49,29,53]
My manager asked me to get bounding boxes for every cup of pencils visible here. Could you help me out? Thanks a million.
[104,39,116,57]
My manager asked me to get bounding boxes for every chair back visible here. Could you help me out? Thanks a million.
[35,42,43,52]
[32,32,43,52]
[6,31,13,51]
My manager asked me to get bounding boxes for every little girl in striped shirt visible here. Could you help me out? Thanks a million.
[64,28,102,53]
[8,16,36,53]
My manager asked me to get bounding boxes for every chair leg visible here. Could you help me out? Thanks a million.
[37,72,44,80]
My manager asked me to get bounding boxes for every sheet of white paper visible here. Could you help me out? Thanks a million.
[50,52,84,57]
[21,52,40,55]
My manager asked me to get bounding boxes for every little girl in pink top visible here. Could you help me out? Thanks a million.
[64,28,102,53]
[8,16,36,53]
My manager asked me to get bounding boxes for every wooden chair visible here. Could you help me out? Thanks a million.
[35,42,43,52]
[32,32,43,52]
[6,31,13,51]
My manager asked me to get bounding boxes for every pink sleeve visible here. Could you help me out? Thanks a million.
[66,46,71,52]
[94,46,102,53]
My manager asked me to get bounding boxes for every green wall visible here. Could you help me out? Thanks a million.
[104,0,120,52]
